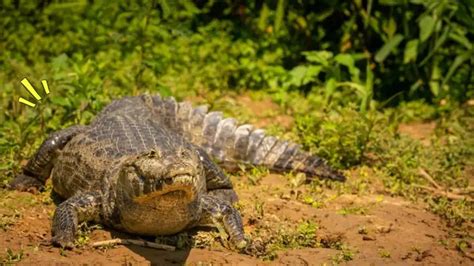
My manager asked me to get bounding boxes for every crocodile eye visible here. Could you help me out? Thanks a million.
[147,149,161,158]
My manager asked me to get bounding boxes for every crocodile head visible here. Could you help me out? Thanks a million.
[115,146,206,235]
[118,146,205,204]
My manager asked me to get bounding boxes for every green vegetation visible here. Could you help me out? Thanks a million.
[0,0,472,260]
[267,220,320,250]
[256,220,323,260]
[238,165,270,186]
[0,212,20,231]
[74,222,102,247]
[1,248,24,263]
[337,204,370,216]
[378,248,391,258]
[331,247,356,264]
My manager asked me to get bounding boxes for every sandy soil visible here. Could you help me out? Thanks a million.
[0,176,470,265]
[398,122,436,146]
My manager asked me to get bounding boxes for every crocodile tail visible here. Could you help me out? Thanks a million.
[147,95,346,182]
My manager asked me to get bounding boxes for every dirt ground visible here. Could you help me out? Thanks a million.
[0,176,470,265]
[1,98,472,265]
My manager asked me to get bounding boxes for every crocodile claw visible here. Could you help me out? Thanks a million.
[51,234,75,249]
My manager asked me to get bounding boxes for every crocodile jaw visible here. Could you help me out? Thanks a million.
[133,174,197,203]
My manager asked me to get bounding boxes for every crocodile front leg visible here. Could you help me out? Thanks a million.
[9,125,86,191]
[52,192,101,248]
[200,193,247,249]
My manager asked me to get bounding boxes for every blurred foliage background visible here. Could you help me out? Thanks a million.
[0,0,473,225]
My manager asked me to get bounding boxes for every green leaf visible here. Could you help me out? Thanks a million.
[365,0,374,28]
[362,63,374,113]
[379,0,404,5]
[334,54,355,67]
[303,51,333,66]
[258,4,270,31]
[274,0,285,32]
[442,51,472,86]
[365,63,374,96]
[158,0,170,18]
[44,1,87,13]
[50,96,72,107]
[295,16,307,29]
[337,82,368,99]
[409,0,427,4]
[383,17,397,38]
[375,34,404,62]
[288,65,321,87]
[419,15,436,42]
[419,26,450,66]
[449,31,472,50]
[403,39,419,63]
[409,79,424,95]
[325,78,337,100]
[429,62,441,96]
[289,66,308,86]
[51,54,70,72]
[335,54,360,83]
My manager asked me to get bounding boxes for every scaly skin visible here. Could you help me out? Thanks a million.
[9,94,345,251]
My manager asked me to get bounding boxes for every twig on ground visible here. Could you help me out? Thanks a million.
[92,238,176,251]
[451,187,474,195]
[417,168,474,201]
[414,185,474,202]
[418,168,441,189]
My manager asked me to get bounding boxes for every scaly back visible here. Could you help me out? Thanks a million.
[96,95,345,181]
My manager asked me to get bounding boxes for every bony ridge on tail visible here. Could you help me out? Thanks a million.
[9,94,345,252]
